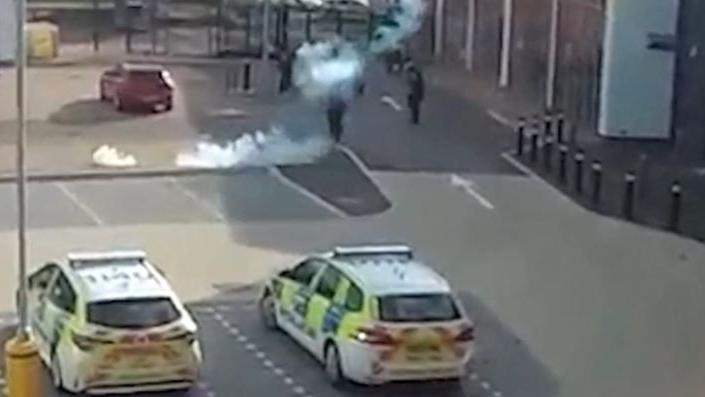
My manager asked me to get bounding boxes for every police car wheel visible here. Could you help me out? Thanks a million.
[259,293,278,330]
[50,355,64,391]
[324,344,344,387]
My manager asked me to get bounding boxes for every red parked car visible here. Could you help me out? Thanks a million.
[99,63,175,112]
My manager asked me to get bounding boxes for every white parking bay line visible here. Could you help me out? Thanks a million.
[168,178,226,222]
[54,182,105,226]
[449,174,495,210]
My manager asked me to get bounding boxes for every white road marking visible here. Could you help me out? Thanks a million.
[493,391,503,397]
[268,167,346,218]
[220,320,231,328]
[255,351,266,359]
[168,177,226,222]
[228,327,240,335]
[381,95,403,111]
[487,109,515,128]
[501,151,572,203]
[449,174,495,210]
[481,381,491,390]
[263,359,274,368]
[293,386,307,395]
[213,313,223,321]
[54,182,105,226]
[284,377,294,385]
[273,367,285,376]
[469,372,479,381]
[237,335,248,343]
[245,343,257,351]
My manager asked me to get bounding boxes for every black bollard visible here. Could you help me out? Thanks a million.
[305,12,312,42]
[558,145,568,184]
[669,181,682,231]
[529,133,539,163]
[543,136,554,172]
[515,117,526,156]
[574,149,585,194]
[623,172,636,220]
[241,62,252,92]
[556,113,565,144]
[543,113,553,141]
[591,160,602,207]
[336,10,343,35]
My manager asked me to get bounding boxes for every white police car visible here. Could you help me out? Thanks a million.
[27,250,202,394]
[259,244,475,385]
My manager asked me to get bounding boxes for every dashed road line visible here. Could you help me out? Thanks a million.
[210,309,314,397]
[54,182,105,226]
[168,177,226,222]
[493,391,503,397]
[469,372,479,381]
[268,167,346,218]
[481,381,491,390]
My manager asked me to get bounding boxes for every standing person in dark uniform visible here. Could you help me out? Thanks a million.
[278,49,295,93]
[327,96,347,142]
[406,63,425,124]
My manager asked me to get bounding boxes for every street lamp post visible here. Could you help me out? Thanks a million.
[4,0,42,394]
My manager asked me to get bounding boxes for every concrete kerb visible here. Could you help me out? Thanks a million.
[0,166,251,184]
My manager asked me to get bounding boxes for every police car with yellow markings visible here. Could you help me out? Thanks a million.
[259,244,475,386]
[27,250,202,394]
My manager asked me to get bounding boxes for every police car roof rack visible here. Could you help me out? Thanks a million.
[332,244,413,260]
[67,250,147,268]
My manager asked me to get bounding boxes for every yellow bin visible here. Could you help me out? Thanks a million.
[26,21,59,60]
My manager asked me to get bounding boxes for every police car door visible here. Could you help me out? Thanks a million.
[41,271,78,360]
[282,259,325,346]
[28,263,60,361]
[306,264,345,358]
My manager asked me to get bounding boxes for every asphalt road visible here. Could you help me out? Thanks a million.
[19,285,496,397]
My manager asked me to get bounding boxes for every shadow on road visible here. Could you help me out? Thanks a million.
[457,290,560,397]
[48,99,144,125]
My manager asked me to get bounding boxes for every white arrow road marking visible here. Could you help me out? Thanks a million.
[450,174,495,210]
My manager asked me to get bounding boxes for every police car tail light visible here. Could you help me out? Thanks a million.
[72,332,112,351]
[454,325,475,343]
[353,326,395,346]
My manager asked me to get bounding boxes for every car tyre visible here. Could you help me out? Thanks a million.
[99,87,107,101]
[165,99,173,111]
[324,343,345,388]
[113,94,123,111]
[259,292,278,331]
[50,354,65,391]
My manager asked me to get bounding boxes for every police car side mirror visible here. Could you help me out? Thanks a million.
[279,269,292,278]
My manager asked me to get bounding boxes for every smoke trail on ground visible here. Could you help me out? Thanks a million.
[176,0,426,169]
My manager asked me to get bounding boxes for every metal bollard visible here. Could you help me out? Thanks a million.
[515,117,526,156]
[558,144,568,184]
[591,160,602,206]
[574,149,585,194]
[669,181,682,231]
[623,172,636,220]
[543,136,554,172]
[543,113,553,141]
[529,133,539,163]
[240,62,252,93]
[556,113,565,144]
[336,10,343,34]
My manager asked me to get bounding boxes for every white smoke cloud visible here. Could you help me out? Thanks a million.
[175,0,426,170]
[176,126,332,169]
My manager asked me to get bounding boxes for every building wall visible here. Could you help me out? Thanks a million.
[0,0,17,62]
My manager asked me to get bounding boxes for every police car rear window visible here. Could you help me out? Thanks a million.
[88,297,180,329]
[378,294,460,322]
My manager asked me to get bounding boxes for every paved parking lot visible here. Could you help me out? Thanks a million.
[0,170,340,230]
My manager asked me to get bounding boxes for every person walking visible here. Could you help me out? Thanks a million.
[406,63,425,124]
[327,96,348,142]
